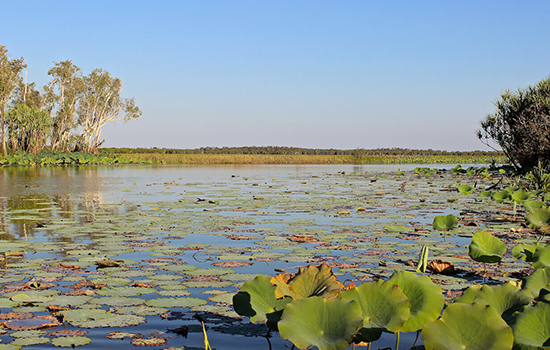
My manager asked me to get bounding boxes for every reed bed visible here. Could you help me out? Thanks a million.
[120,153,507,165]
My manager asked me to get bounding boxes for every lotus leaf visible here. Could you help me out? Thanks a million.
[479,190,494,197]
[63,309,146,328]
[432,214,458,231]
[51,336,91,347]
[525,208,550,230]
[512,243,541,263]
[90,296,146,306]
[388,271,444,332]
[384,225,409,233]
[339,280,410,341]
[492,191,510,203]
[511,190,530,204]
[524,200,547,212]
[271,265,344,299]
[453,282,533,322]
[115,306,169,316]
[278,297,363,350]
[233,275,292,324]
[95,287,156,297]
[421,302,513,350]
[0,344,20,350]
[512,302,550,348]
[11,337,50,346]
[10,293,53,304]
[457,184,475,195]
[468,232,506,263]
[10,330,46,338]
[146,297,206,308]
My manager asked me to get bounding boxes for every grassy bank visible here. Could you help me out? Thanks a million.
[122,153,507,165]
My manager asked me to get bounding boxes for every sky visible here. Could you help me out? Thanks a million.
[2,1,550,151]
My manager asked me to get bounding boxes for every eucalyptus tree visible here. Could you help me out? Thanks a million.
[44,60,82,151]
[77,68,141,153]
[0,45,26,155]
[5,103,51,153]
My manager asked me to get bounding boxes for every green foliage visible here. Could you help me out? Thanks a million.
[421,303,514,350]
[468,232,507,264]
[477,76,550,169]
[511,302,550,349]
[387,271,444,333]
[432,214,458,231]
[492,190,510,203]
[416,245,429,274]
[271,265,344,300]
[523,200,547,212]
[525,208,550,230]
[457,184,475,195]
[278,297,363,350]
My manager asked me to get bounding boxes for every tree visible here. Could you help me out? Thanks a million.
[477,76,550,169]
[0,45,26,155]
[44,60,82,152]
[77,68,141,153]
[5,103,51,153]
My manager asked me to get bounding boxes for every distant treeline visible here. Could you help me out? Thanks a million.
[102,146,504,157]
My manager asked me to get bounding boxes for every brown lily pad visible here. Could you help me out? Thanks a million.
[5,315,60,330]
[130,337,168,347]
[427,260,455,275]
[106,331,143,339]
[96,260,120,268]
[212,261,253,267]
[49,329,88,337]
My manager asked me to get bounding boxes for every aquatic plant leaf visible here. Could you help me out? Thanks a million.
[384,225,408,233]
[511,190,530,204]
[468,231,506,263]
[457,184,475,195]
[63,309,146,328]
[479,190,494,198]
[271,265,344,299]
[338,279,410,340]
[453,282,533,322]
[522,266,550,298]
[115,306,169,316]
[512,302,550,348]
[11,293,52,304]
[146,297,206,308]
[416,245,428,274]
[233,275,292,324]
[523,200,547,212]
[512,243,541,263]
[421,302,513,350]
[95,286,156,297]
[492,191,510,203]
[533,245,550,269]
[388,271,444,332]
[10,337,49,347]
[0,344,21,350]
[51,336,91,347]
[525,208,550,230]
[278,297,363,350]
[432,214,458,231]
[90,296,146,307]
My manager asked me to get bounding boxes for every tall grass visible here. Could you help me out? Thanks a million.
[120,153,507,165]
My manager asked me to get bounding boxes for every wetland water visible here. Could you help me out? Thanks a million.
[0,164,526,349]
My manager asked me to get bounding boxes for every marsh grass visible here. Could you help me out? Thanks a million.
[121,153,507,165]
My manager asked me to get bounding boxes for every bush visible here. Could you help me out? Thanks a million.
[477,76,550,170]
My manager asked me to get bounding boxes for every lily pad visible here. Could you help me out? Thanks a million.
[51,336,91,347]
[146,297,206,308]
[421,302,514,350]
[278,297,363,350]
[468,232,507,263]
[233,275,292,324]
[432,214,458,231]
[523,266,550,298]
[457,184,475,195]
[388,271,444,332]
[271,265,344,299]
[511,302,550,348]
[512,243,541,263]
[524,200,547,212]
[339,279,410,342]
[492,191,510,203]
[525,208,550,230]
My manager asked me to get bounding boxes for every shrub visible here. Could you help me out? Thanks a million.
[477,76,550,169]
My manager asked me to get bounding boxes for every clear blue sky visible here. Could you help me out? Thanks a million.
[2,1,549,151]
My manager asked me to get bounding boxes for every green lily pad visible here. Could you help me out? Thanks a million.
[339,279,410,342]
[511,190,530,204]
[421,302,513,350]
[146,297,206,308]
[512,243,541,263]
[468,232,506,263]
[432,214,458,231]
[453,282,533,322]
[525,208,550,230]
[524,200,547,212]
[115,306,169,316]
[512,302,550,348]
[384,225,409,233]
[51,336,91,347]
[523,267,550,298]
[492,191,510,203]
[63,309,145,328]
[90,296,146,307]
[458,184,475,195]
[233,275,292,324]
[95,287,156,297]
[388,271,444,332]
[11,337,50,347]
[278,297,363,350]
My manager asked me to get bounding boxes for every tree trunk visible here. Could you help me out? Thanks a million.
[0,106,5,156]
